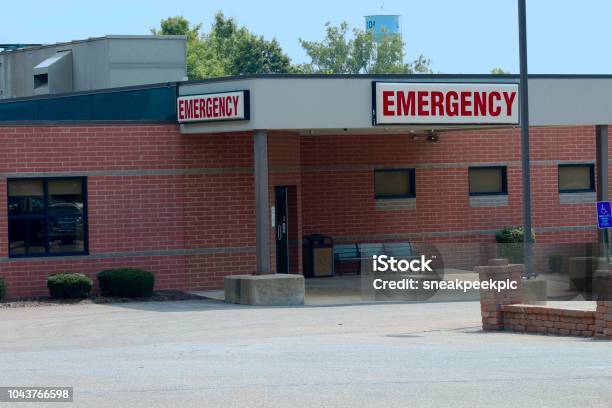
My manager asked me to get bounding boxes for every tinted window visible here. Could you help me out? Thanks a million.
[558,165,594,192]
[374,169,415,199]
[7,178,87,257]
[469,167,507,195]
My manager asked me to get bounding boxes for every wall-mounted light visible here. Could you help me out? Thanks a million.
[427,130,439,142]
[412,130,439,142]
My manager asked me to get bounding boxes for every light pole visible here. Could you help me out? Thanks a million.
[518,0,534,278]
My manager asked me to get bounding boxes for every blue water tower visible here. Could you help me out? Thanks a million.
[365,15,401,41]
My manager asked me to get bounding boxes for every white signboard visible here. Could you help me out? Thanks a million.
[177,90,250,123]
[373,82,519,125]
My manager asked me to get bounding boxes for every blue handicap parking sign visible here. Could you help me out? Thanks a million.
[596,201,612,229]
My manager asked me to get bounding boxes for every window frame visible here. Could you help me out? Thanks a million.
[7,177,89,258]
[374,168,416,199]
[468,166,508,196]
[558,163,595,193]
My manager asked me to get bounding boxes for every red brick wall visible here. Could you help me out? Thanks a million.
[300,126,600,270]
[0,124,607,298]
[0,125,257,298]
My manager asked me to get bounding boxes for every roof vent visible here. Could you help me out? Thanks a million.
[33,50,72,95]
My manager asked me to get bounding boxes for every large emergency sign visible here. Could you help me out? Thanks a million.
[177,90,250,123]
[373,82,519,125]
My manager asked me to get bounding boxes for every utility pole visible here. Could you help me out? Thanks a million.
[518,0,534,278]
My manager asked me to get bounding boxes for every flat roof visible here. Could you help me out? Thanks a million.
[0,35,186,56]
[181,73,612,83]
[4,73,612,101]
[2,74,612,127]
[178,74,612,132]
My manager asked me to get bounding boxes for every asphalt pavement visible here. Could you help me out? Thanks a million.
[1,299,611,408]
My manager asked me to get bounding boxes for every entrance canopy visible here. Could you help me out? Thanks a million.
[178,74,612,134]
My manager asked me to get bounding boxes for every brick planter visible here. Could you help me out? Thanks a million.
[594,267,612,339]
[476,258,611,339]
[501,304,596,337]
[475,258,523,331]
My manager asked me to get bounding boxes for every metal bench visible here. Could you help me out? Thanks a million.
[358,243,385,259]
[333,242,419,275]
[333,244,361,275]
[383,242,419,260]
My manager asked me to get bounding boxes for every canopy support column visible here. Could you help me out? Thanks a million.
[254,129,271,274]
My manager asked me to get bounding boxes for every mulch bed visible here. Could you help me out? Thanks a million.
[0,290,206,308]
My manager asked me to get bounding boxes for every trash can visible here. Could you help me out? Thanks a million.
[303,234,334,278]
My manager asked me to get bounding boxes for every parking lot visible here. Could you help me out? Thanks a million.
[1,299,611,408]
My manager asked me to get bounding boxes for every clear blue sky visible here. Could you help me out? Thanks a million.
[3,0,610,74]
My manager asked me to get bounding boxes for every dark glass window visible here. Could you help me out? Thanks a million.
[374,169,416,199]
[469,166,508,196]
[8,178,87,257]
[558,164,595,193]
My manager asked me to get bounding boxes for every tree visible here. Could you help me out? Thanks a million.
[151,16,200,40]
[152,13,292,80]
[299,21,432,74]
[151,16,205,79]
[491,67,510,74]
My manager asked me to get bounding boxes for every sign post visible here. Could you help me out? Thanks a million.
[596,201,612,264]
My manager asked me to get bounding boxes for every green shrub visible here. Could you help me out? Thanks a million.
[97,268,155,298]
[548,254,562,273]
[47,273,92,299]
[495,226,536,263]
[0,277,5,300]
[495,226,536,243]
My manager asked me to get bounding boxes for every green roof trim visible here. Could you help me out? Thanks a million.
[0,84,178,123]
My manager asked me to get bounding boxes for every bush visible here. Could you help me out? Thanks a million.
[495,226,536,263]
[548,254,562,273]
[0,277,5,300]
[495,226,536,243]
[97,268,155,298]
[47,273,93,299]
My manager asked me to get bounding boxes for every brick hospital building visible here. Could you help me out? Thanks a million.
[1,38,612,298]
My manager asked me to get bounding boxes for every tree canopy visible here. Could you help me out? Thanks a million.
[152,15,435,78]
[152,13,292,80]
[298,22,432,74]
[151,16,201,40]
[490,67,510,74]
